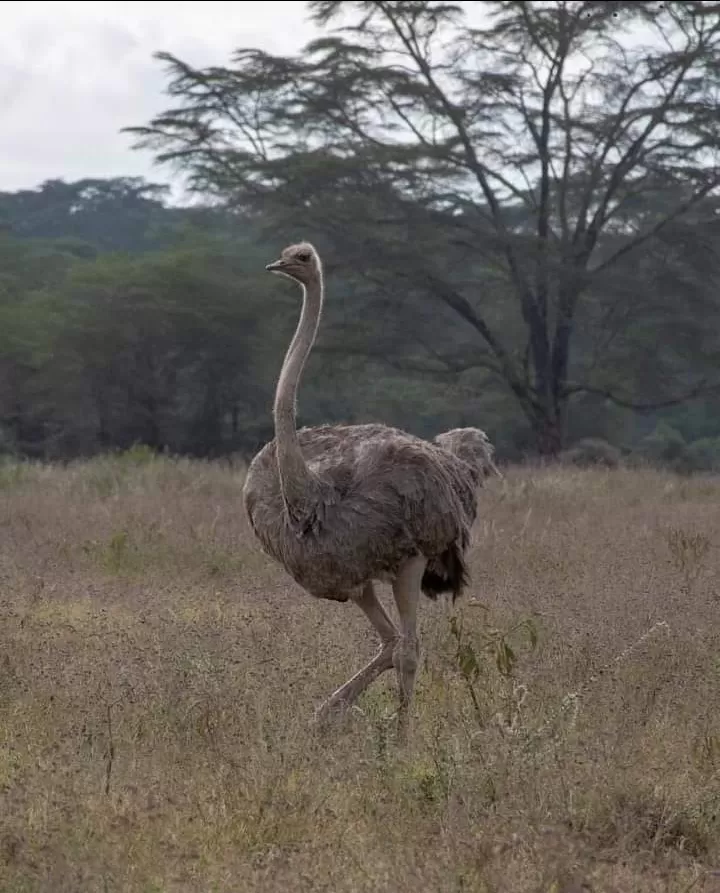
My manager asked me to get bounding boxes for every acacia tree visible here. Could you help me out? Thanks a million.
[128,0,720,454]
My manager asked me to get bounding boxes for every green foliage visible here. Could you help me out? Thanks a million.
[683,437,720,473]
[560,438,622,469]
[638,423,687,464]
[0,164,720,460]
[117,444,158,467]
[0,177,186,254]
[448,610,538,724]
[127,0,720,455]
[629,424,720,473]
[12,229,285,457]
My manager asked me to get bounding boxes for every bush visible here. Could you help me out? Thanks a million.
[636,422,686,464]
[560,437,622,468]
[675,437,720,474]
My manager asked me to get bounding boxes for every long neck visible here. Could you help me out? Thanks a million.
[273,273,323,510]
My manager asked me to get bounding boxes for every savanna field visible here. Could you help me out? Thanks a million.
[1,450,719,892]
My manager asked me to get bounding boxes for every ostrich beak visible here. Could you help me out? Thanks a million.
[487,459,503,479]
[265,258,286,272]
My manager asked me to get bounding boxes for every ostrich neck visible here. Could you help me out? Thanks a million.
[273,276,323,511]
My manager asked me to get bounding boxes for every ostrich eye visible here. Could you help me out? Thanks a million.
[296,251,310,262]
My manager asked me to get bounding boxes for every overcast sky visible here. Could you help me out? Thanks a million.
[2,2,659,196]
[0,1,318,193]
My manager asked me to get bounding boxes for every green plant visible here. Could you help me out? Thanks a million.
[448,610,538,724]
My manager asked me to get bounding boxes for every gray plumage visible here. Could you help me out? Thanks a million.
[242,241,497,739]
[245,422,491,601]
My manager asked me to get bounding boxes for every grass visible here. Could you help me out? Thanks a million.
[0,454,719,891]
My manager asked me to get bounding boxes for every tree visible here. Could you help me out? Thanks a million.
[39,233,280,457]
[127,0,720,454]
[0,177,179,254]
[0,234,80,455]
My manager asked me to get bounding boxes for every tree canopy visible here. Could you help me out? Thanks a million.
[127,0,720,454]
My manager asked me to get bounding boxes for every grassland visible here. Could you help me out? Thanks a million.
[0,450,719,892]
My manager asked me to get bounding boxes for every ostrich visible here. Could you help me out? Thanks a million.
[242,242,498,740]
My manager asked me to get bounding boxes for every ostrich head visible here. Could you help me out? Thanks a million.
[265,242,321,285]
[434,427,503,480]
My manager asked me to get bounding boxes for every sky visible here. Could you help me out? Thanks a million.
[0,1,318,193]
[1,2,662,197]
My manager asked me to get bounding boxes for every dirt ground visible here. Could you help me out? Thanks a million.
[1,452,719,892]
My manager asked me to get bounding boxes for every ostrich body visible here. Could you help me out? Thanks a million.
[242,242,497,738]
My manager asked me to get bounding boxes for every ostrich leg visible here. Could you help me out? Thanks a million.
[391,554,427,744]
[314,581,398,724]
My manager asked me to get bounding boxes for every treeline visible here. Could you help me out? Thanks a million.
[0,174,718,468]
[0,177,505,459]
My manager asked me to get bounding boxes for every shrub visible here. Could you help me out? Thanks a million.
[560,437,622,468]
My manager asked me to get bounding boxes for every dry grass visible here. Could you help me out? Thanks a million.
[1,450,720,892]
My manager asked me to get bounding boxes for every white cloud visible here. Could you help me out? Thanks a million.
[0,2,658,194]
[0,1,317,191]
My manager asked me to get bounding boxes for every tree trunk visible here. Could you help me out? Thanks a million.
[526,281,575,458]
[529,400,566,458]
[534,419,564,457]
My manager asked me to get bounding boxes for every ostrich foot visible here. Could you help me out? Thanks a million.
[312,643,395,728]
